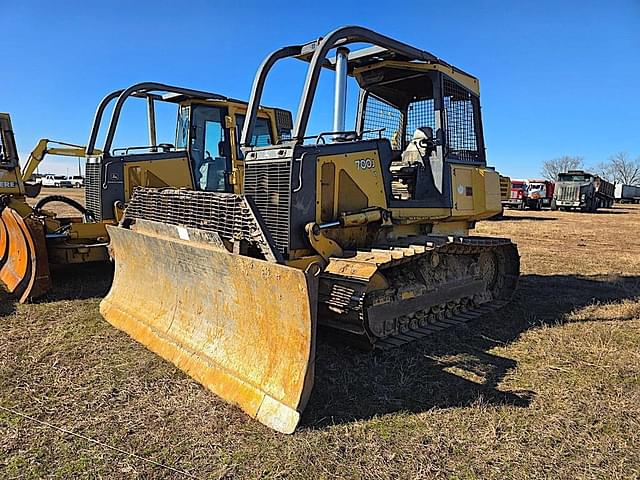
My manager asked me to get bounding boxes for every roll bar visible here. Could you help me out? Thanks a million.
[85,82,227,156]
[240,26,445,147]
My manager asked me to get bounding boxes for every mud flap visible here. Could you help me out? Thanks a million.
[100,220,318,434]
[0,207,51,302]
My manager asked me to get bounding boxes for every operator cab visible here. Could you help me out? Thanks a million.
[84,83,292,221]
[241,31,486,213]
[353,48,485,208]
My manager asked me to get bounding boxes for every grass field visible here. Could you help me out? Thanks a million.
[1,199,639,479]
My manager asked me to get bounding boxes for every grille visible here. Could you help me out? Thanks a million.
[243,159,292,256]
[123,188,280,261]
[443,79,481,163]
[557,185,579,202]
[85,161,102,220]
[362,95,402,148]
[405,99,436,143]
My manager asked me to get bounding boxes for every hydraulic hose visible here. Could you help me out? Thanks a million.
[33,195,96,221]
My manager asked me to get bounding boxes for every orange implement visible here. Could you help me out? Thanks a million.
[0,207,51,302]
[100,220,318,433]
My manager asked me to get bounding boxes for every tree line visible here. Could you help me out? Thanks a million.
[541,152,640,184]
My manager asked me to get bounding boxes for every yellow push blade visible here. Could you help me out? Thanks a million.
[100,220,318,434]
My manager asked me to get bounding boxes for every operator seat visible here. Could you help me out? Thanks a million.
[390,127,439,200]
[401,127,436,166]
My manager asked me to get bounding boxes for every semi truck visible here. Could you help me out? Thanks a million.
[614,184,640,204]
[553,170,614,212]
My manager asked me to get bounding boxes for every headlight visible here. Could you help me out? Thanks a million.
[581,194,586,200]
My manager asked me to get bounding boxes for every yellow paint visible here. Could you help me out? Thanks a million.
[123,156,193,200]
[101,221,317,434]
[315,149,386,223]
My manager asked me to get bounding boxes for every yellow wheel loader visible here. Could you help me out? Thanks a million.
[0,83,292,302]
[101,27,520,433]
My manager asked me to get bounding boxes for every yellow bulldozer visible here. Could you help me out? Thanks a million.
[100,26,520,434]
[0,83,292,302]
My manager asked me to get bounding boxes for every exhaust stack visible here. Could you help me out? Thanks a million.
[332,47,349,137]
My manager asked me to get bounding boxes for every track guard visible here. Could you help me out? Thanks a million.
[100,220,318,433]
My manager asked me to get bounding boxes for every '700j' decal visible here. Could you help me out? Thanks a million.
[354,158,375,170]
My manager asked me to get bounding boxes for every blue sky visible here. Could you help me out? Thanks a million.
[1,0,638,177]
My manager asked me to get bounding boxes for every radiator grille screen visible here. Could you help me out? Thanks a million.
[85,162,102,220]
[123,188,280,261]
[443,79,481,163]
[243,159,292,255]
[556,185,579,202]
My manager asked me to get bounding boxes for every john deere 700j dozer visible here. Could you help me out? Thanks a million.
[101,26,520,433]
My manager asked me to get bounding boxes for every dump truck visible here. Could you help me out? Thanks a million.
[100,26,520,433]
[614,183,640,204]
[525,179,554,210]
[0,83,291,302]
[552,170,614,212]
[503,179,528,209]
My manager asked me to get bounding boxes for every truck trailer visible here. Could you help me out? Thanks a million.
[614,184,640,204]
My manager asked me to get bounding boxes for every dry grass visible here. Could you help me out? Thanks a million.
[1,203,639,479]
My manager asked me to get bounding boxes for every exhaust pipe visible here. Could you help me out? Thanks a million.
[332,47,349,139]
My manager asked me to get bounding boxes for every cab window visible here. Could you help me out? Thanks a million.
[190,105,230,192]
[175,105,190,149]
[234,114,273,158]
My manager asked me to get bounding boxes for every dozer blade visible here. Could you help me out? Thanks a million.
[0,207,51,302]
[100,220,318,434]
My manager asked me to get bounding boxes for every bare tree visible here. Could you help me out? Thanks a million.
[541,155,584,181]
[598,152,640,184]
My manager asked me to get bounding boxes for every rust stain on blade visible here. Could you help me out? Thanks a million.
[100,221,317,434]
[0,208,51,302]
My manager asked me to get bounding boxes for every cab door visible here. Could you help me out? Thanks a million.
[190,104,233,192]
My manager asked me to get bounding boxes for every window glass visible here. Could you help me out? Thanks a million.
[0,118,17,167]
[175,105,190,149]
[234,114,273,158]
[558,174,588,182]
[199,119,227,191]
[191,106,228,192]
[0,131,5,164]
[235,114,272,146]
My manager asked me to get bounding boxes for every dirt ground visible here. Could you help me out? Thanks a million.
[1,200,639,479]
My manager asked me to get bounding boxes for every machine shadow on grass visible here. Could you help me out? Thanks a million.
[303,273,640,429]
[42,262,114,302]
[0,262,113,314]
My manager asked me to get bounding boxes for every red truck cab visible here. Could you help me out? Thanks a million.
[503,179,528,209]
